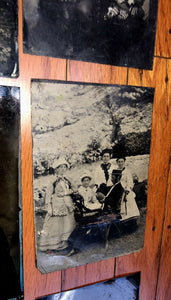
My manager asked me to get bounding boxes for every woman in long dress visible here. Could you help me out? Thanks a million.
[116,156,140,222]
[38,157,76,254]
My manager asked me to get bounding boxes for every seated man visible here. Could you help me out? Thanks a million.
[96,169,124,216]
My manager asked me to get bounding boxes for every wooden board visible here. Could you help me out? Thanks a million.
[155,0,171,58]
[155,59,171,300]
[0,0,170,299]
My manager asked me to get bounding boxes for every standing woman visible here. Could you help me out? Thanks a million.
[116,156,140,221]
[94,148,114,188]
[39,157,76,255]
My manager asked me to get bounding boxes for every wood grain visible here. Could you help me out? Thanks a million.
[156,158,171,300]
[62,259,115,291]
[155,59,171,300]
[67,60,128,85]
[155,0,171,58]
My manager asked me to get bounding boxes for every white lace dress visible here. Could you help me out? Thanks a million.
[39,176,76,252]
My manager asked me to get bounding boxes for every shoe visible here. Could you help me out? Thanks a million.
[65,247,79,257]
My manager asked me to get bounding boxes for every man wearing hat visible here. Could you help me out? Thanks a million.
[96,169,124,215]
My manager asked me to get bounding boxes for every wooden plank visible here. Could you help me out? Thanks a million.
[67,60,128,85]
[156,159,171,300]
[155,0,171,58]
[62,259,115,291]
[115,251,143,278]
[155,58,171,300]
[115,57,171,300]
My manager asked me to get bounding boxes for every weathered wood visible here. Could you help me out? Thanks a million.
[67,60,128,85]
[155,0,171,58]
[155,59,171,300]
[62,259,115,291]
[156,160,171,300]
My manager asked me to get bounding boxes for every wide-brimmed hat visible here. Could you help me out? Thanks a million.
[80,171,92,182]
[52,157,69,169]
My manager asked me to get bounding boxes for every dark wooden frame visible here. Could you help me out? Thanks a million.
[0,0,170,299]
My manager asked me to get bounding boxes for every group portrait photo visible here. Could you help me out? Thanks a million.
[31,80,154,273]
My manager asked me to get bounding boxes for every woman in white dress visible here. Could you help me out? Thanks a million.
[116,156,140,221]
[38,157,76,254]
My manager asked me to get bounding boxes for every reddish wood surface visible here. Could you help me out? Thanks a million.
[155,0,171,58]
[155,59,171,300]
[0,0,170,299]
[67,60,128,85]
[156,159,171,300]
[62,259,115,291]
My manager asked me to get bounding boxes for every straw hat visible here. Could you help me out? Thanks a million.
[52,157,69,169]
[80,171,92,182]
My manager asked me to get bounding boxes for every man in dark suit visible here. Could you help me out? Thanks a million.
[96,169,124,216]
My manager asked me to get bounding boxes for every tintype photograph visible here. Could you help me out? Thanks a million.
[23,0,158,69]
[0,86,22,299]
[37,273,140,300]
[0,1,18,77]
[32,80,154,273]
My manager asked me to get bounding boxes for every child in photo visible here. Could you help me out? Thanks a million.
[78,172,101,211]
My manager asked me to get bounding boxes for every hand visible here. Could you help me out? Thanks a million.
[96,192,105,203]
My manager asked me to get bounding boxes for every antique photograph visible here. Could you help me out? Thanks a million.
[37,273,140,300]
[0,1,18,77]
[23,0,158,69]
[32,80,154,273]
[0,86,22,299]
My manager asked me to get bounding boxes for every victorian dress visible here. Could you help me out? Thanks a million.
[39,176,76,252]
[94,162,113,187]
[119,167,140,221]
